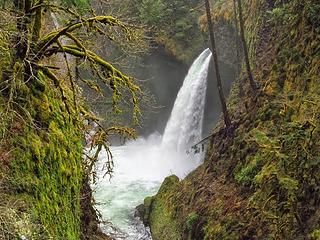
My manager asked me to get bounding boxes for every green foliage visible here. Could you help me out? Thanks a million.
[130,0,204,63]
[232,3,320,236]
[235,154,263,186]
[203,216,239,240]
[267,5,296,25]
[138,0,165,25]
[186,212,199,231]
[233,116,319,237]
[306,2,320,32]
[59,0,90,9]
[311,230,320,240]
[268,1,320,33]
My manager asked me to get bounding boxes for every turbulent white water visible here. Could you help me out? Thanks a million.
[162,48,212,152]
[93,49,212,239]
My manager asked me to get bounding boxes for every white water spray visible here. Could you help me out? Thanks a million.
[162,48,212,152]
[93,49,212,239]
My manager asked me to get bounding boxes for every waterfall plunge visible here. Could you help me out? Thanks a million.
[93,49,212,239]
[162,48,212,152]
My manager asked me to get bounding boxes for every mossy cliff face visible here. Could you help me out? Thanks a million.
[0,8,106,240]
[0,70,85,239]
[0,68,109,240]
[143,0,320,239]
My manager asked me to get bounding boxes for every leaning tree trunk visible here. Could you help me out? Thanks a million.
[205,0,231,127]
[237,0,257,92]
[233,0,241,76]
[12,0,37,86]
[232,0,244,97]
[31,0,43,44]
[13,0,30,61]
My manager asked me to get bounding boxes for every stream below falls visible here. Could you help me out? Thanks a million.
[93,133,201,239]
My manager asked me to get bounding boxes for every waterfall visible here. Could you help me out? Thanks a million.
[162,48,212,152]
[93,49,212,240]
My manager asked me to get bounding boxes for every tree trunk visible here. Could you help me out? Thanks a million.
[32,0,43,45]
[232,0,244,97]
[1,0,6,9]
[13,0,40,85]
[14,0,29,61]
[205,0,231,128]
[233,0,241,76]
[237,0,257,92]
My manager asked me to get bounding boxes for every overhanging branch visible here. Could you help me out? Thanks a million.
[34,16,128,60]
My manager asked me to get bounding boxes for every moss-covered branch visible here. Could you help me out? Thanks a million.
[31,0,43,44]
[45,44,141,120]
[37,65,71,115]
[34,15,128,60]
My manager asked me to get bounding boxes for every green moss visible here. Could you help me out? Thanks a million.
[186,212,199,231]
[1,70,85,239]
[143,196,154,222]
[204,216,239,240]
[147,175,182,240]
[234,154,263,186]
[311,230,320,240]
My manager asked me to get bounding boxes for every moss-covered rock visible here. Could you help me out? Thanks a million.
[143,175,182,240]
[136,196,154,225]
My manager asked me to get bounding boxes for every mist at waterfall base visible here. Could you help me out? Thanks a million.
[93,49,212,239]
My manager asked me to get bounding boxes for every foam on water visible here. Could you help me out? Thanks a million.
[93,49,212,239]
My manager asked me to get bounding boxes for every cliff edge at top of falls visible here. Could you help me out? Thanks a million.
[139,0,320,239]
